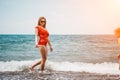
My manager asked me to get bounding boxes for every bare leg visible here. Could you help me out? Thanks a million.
[30,60,41,71]
[29,45,43,71]
[39,46,47,71]
[118,59,120,70]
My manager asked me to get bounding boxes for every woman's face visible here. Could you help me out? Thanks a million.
[40,19,46,27]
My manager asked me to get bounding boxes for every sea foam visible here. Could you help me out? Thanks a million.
[0,60,120,74]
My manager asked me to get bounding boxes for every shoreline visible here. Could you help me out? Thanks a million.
[0,70,120,80]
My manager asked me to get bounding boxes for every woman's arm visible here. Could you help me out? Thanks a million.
[35,28,38,47]
[48,38,53,52]
[48,38,52,46]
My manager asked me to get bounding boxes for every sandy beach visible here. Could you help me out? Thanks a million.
[0,70,120,80]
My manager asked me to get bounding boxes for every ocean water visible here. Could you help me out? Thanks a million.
[0,34,120,74]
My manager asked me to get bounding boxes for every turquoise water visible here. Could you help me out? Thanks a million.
[0,35,118,62]
[0,34,120,74]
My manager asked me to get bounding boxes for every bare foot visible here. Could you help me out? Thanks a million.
[39,71,43,74]
[29,67,35,72]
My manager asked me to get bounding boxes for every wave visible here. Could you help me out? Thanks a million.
[0,60,120,74]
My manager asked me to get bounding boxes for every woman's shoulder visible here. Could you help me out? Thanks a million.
[35,25,43,31]
[36,25,43,27]
[35,25,39,28]
[35,25,41,29]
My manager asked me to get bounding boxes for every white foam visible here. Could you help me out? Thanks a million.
[0,60,120,74]
[0,60,38,71]
[46,61,120,75]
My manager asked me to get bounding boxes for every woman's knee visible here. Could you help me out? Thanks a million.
[42,57,47,62]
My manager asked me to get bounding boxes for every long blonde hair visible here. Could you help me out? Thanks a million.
[38,16,46,28]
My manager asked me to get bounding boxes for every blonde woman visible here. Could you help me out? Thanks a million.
[30,17,53,72]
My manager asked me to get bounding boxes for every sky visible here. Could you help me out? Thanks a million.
[0,0,120,35]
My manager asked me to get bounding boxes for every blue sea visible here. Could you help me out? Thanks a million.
[0,34,120,75]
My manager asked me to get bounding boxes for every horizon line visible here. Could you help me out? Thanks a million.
[0,33,114,35]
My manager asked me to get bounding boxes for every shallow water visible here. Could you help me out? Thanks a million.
[0,35,120,74]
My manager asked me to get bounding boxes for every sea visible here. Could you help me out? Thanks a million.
[0,34,120,76]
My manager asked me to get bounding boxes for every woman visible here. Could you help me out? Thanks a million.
[30,16,53,72]
[114,27,120,70]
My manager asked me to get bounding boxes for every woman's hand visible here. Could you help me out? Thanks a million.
[35,44,39,48]
[49,46,53,52]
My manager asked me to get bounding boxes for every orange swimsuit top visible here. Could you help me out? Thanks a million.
[35,26,49,46]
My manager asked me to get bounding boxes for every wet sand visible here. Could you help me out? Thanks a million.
[0,70,120,80]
